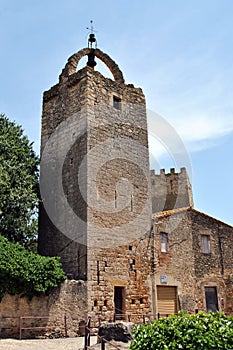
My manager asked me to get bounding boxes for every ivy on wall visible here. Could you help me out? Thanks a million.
[0,235,66,300]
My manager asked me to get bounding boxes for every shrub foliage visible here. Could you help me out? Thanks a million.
[0,235,66,300]
[130,311,233,350]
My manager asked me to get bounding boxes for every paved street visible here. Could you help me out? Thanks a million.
[0,337,130,350]
[0,337,96,350]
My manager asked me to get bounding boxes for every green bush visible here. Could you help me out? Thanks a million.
[130,311,233,349]
[0,235,66,300]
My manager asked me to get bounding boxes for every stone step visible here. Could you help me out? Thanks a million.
[89,341,131,349]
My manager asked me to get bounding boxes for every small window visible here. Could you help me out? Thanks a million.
[160,232,168,253]
[113,96,121,109]
[201,235,210,254]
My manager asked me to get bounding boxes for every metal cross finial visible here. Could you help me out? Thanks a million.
[86,20,97,49]
[86,20,94,34]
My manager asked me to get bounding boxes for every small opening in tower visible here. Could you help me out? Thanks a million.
[130,194,133,212]
[115,190,117,209]
[113,96,121,110]
[97,260,100,284]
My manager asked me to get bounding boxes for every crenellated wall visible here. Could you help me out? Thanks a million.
[150,167,193,213]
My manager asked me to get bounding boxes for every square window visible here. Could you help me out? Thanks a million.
[160,232,168,253]
[201,235,210,254]
[113,96,121,109]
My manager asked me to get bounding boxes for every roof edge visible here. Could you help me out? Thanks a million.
[152,207,233,228]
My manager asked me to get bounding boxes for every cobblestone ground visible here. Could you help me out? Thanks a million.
[0,337,131,350]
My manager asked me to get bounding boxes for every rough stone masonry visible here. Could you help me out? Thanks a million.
[1,42,232,338]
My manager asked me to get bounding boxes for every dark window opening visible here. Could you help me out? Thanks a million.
[115,190,117,209]
[160,232,169,253]
[113,96,121,110]
[130,194,133,212]
[97,260,100,285]
[104,300,107,307]
[129,245,133,251]
[114,286,125,320]
[205,287,218,312]
[131,299,135,304]
[94,300,97,307]
[140,298,144,304]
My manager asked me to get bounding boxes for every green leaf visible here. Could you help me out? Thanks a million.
[0,114,39,251]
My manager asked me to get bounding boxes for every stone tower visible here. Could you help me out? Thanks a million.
[150,167,193,213]
[38,36,152,303]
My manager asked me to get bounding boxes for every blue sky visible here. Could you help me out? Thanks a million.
[1,0,232,225]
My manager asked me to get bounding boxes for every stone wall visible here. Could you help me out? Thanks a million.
[152,208,233,314]
[150,167,193,213]
[87,239,153,324]
[37,45,233,327]
[0,280,87,339]
[39,47,152,316]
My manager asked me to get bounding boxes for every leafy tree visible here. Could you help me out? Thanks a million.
[0,234,66,301]
[0,114,39,250]
[130,311,233,350]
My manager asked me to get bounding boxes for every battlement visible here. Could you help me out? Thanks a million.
[150,167,188,176]
[150,167,193,213]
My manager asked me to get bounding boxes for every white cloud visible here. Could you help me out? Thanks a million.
[174,113,233,142]
[148,109,233,164]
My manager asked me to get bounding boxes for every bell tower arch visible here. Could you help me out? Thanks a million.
[38,38,151,287]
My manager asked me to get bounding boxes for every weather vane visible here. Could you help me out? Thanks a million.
[86,20,97,49]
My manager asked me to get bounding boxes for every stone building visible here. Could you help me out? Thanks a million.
[38,36,233,322]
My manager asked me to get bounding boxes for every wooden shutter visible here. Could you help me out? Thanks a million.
[157,286,178,315]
